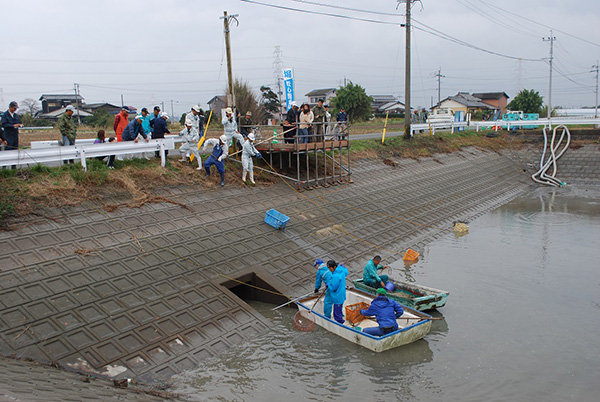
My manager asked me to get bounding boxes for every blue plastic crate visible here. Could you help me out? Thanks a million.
[264,209,290,230]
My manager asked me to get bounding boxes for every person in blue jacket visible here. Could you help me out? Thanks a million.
[360,288,404,336]
[313,259,330,294]
[363,255,389,289]
[121,115,149,142]
[202,134,228,186]
[327,260,349,324]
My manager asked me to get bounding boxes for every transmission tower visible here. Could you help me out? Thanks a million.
[273,46,284,119]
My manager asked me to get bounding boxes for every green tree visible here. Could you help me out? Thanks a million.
[330,81,372,122]
[180,112,187,125]
[259,85,280,120]
[507,89,544,114]
[86,108,112,128]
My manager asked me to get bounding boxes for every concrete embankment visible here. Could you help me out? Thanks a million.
[0,144,598,399]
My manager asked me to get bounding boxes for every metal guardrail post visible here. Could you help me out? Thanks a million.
[160,142,166,167]
[80,149,87,171]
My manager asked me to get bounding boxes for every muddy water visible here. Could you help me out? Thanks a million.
[172,187,600,401]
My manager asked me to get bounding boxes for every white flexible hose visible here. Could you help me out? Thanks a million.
[531,125,570,186]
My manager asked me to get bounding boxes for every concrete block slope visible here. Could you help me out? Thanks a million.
[0,147,536,389]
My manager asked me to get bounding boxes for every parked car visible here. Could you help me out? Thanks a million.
[427,108,454,124]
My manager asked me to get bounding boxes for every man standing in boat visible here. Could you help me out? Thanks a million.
[363,255,389,289]
[328,260,349,324]
[360,288,404,336]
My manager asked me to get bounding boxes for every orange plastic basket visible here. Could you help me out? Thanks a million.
[345,302,370,325]
[403,248,420,261]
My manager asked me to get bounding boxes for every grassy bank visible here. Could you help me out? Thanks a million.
[3,126,597,227]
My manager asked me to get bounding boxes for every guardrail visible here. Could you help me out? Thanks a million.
[416,117,600,135]
[0,138,176,170]
[30,134,184,149]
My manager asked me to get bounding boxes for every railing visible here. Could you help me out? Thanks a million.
[0,138,175,170]
[416,117,600,135]
[30,134,184,149]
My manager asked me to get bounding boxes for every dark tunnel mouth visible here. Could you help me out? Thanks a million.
[221,272,288,305]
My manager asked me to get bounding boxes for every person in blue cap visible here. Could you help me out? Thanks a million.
[313,259,330,294]
[360,288,404,336]
[327,260,349,324]
[363,255,389,289]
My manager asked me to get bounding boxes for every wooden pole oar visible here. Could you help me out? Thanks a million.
[271,291,312,311]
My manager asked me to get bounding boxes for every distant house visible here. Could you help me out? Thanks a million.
[82,102,122,115]
[39,94,84,114]
[471,92,510,113]
[207,95,227,112]
[371,95,405,114]
[305,88,336,105]
[432,92,496,115]
[38,106,93,121]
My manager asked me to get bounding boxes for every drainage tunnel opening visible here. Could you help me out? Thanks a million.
[222,272,288,305]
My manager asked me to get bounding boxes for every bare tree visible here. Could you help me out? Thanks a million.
[21,98,41,116]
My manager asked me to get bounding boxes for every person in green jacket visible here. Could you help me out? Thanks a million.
[312,99,326,142]
[58,105,77,164]
[363,255,389,289]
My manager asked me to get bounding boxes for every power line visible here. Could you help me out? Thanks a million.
[478,0,600,48]
[412,19,542,62]
[290,0,403,16]
[240,0,403,26]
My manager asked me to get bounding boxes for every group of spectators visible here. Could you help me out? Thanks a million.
[282,98,349,144]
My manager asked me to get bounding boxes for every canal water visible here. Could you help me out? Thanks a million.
[173,186,600,401]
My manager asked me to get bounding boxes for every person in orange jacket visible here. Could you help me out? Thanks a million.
[113,108,129,142]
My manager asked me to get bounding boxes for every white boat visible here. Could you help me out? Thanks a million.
[296,287,433,352]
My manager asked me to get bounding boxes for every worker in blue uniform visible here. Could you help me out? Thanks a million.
[314,259,330,293]
[360,288,404,336]
[363,255,389,289]
[327,260,349,324]
[202,134,228,186]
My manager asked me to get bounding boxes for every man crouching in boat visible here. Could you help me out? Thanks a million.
[363,255,389,289]
[327,260,349,324]
[360,288,404,336]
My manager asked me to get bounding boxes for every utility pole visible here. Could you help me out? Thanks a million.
[121,94,124,108]
[592,61,599,118]
[73,83,81,124]
[543,30,556,123]
[434,68,445,106]
[403,0,412,140]
[221,11,239,109]
[171,100,174,118]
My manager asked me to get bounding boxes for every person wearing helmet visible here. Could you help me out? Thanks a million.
[178,121,203,170]
[313,259,330,294]
[241,132,261,184]
[222,107,244,153]
[185,105,204,135]
[202,134,228,186]
[360,288,404,336]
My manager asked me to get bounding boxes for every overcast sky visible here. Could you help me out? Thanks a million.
[1,0,599,116]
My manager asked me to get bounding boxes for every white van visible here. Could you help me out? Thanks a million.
[427,108,455,124]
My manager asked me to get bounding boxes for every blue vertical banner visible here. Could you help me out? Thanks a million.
[283,68,294,110]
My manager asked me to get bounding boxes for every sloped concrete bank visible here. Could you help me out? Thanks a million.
[0,144,597,400]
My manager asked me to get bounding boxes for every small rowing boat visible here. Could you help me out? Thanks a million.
[353,279,449,311]
[296,287,432,352]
